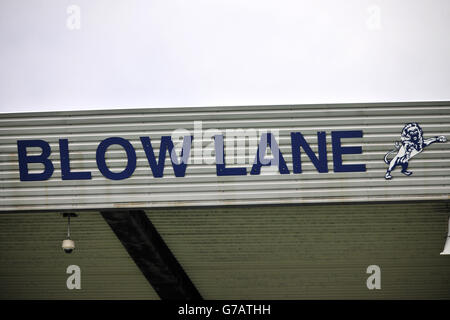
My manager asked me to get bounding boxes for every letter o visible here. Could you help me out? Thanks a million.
[96,137,136,180]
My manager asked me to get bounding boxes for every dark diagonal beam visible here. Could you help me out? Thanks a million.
[101,210,202,300]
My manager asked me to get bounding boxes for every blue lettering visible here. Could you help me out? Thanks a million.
[331,130,366,172]
[140,135,192,178]
[17,129,367,181]
[17,140,54,181]
[291,131,328,173]
[251,133,290,175]
[214,135,247,176]
[96,137,136,180]
[59,139,91,180]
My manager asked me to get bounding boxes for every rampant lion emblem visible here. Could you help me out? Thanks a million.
[384,122,447,179]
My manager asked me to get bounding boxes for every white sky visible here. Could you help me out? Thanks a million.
[0,0,449,113]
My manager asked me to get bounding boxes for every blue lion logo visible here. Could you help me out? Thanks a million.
[384,122,447,180]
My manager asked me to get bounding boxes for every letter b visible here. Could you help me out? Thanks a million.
[17,140,54,181]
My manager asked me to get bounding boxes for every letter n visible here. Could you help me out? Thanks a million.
[290,132,328,173]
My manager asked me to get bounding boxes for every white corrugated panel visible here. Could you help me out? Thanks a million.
[1,101,450,211]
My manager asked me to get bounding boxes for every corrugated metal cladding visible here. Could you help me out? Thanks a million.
[147,201,450,299]
[0,211,159,299]
[1,101,450,211]
[1,201,448,299]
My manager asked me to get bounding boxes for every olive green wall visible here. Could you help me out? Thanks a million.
[148,201,450,299]
[0,201,449,299]
[0,211,159,299]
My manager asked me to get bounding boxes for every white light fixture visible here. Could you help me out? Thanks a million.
[62,213,77,254]
[440,217,450,255]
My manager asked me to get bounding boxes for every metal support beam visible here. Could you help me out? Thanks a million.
[101,210,202,300]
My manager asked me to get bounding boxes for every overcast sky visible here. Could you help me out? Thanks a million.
[0,0,449,113]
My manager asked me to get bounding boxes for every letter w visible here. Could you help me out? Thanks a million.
[140,136,193,177]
